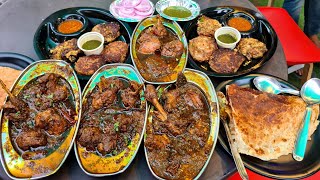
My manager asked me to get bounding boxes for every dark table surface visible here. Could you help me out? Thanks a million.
[0,0,288,179]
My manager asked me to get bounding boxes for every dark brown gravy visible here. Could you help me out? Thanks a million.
[5,74,75,160]
[136,28,181,82]
[145,83,212,179]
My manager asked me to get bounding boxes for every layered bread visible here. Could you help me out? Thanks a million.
[0,67,21,108]
[225,84,319,161]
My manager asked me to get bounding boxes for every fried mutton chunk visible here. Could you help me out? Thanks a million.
[236,38,268,60]
[74,55,105,76]
[197,15,222,37]
[209,49,246,73]
[137,33,161,55]
[16,129,47,151]
[161,40,184,58]
[92,22,120,43]
[50,38,81,62]
[102,41,128,63]
[189,36,218,62]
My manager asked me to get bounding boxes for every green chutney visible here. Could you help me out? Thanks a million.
[82,40,101,50]
[217,34,237,44]
[163,6,192,18]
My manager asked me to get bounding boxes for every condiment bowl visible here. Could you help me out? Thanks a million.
[155,0,200,21]
[77,32,104,56]
[214,26,241,49]
[221,12,257,34]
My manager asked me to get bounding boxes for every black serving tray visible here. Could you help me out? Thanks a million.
[0,52,34,70]
[33,7,133,80]
[184,6,278,77]
[215,74,320,179]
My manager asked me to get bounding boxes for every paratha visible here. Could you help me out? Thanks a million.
[225,84,319,161]
[0,67,21,108]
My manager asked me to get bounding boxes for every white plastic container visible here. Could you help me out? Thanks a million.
[214,26,241,49]
[77,32,104,56]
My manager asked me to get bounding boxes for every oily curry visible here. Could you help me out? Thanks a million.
[3,73,76,160]
[77,76,145,156]
[135,15,184,82]
[145,73,212,179]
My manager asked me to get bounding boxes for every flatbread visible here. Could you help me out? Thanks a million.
[0,67,21,108]
[226,84,319,161]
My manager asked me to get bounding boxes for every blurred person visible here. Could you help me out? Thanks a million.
[283,0,320,47]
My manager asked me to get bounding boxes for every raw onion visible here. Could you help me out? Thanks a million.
[121,0,142,8]
[119,7,135,15]
[134,6,153,16]
[134,1,151,12]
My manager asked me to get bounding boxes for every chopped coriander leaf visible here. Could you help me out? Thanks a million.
[112,149,118,155]
[47,94,54,99]
[15,111,21,115]
[110,83,114,88]
[114,122,119,132]
[23,94,31,99]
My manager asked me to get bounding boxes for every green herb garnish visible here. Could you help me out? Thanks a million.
[47,94,53,99]
[114,122,119,132]
[23,94,31,99]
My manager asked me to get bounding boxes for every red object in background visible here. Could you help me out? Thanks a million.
[228,169,320,180]
[257,7,320,66]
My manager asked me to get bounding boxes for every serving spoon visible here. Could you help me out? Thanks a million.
[253,76,300,96]
[293,78,320,161]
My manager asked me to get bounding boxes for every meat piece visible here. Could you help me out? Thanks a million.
[175,72,188,87]
[183,89,204,109]
[92,89,117,109]
[91,22,120,43]
[74,55,105,76]
[161,40,184,58]
[163,89,180,111]
[145,85,167,121]
[197,15,222,37]
[137,34,161,55]
[152,15,168,38]
[16,129,47,151]
[236,38,268,60]
[115,113,133,132]
[102,41,128,63]
[35,108,68,135]
[145,134,170,151]
[97,76,124,93]
[189,36,218,62]
[41,73,69,102]
[50,38,81,62]
[209,48,246,73]
[97,135,117,155]
[120,81,142,108]
[165,113,193,136]
[78,126,102,150]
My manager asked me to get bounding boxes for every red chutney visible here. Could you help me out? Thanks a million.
[58,19,83,34]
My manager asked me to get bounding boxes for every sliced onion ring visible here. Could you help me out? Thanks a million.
[134,6,153,16]
[119,7,135,15]
[134,2,151,12]
[121,0,141,8]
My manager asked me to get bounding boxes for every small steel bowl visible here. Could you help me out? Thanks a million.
[155,0,200,21]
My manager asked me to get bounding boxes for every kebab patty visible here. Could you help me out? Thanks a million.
[209,49,246,73]
[91,22,120,43]
[236,38,267,60]
[102,41,128,63]
[189,36,218,62]
[74,55,105,76]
